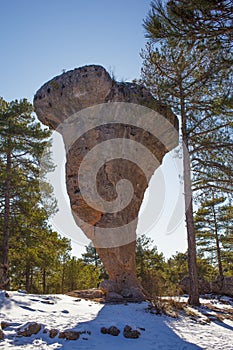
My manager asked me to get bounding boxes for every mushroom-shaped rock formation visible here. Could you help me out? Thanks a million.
[34,65,178,301]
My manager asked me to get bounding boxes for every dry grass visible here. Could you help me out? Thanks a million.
[148,297,186,318]
[147,296,233,324]
[203,302,233,322]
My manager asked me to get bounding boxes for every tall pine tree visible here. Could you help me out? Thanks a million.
[0,97,56,289]
[195,195,233,277]
[140,20,232,304]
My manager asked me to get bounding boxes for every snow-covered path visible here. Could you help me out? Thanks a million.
[0,291,232,349]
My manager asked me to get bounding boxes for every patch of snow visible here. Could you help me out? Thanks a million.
[0,291,232,349]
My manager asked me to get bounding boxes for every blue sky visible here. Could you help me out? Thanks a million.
[1,0,151,102]
[1,0,187,258]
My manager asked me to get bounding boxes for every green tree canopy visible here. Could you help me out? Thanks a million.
[0,97,56,289]
[144,0,233,50]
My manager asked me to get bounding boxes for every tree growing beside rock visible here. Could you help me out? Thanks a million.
[0,98,56,289]
[141,0,233,305]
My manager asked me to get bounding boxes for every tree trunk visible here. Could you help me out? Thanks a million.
[70,259,75,291]
[30,267,33,293]
[42,269,46,294]
[212,201,223,278]
[184,176,200,306]
[181,85,200,306]
[25,263,30,292]
[0,152,11,290]
[61,262,65,294]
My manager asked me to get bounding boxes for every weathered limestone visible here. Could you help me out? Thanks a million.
[180,276,211,295]
[34,65,178,301]
[211,276,233,297]
[180,275,233,297]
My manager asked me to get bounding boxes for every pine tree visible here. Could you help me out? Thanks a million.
[136,235,166,296]
[140,0,233,304]
[140,35,232,304]
[82,243,108,280]
[167,251,217,287]
[141,42,210,305]
[10,227,71,293]
[82,243,102,268]
[144,0,233,50]
[0,97,55,289]
[136,235,165,276]
[63,257,101,291]
[195,195,233,277]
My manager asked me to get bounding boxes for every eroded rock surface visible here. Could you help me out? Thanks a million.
[34,65,178,301]
[180,277,211,295]
[211,276,233,297]
[181,275,233,297]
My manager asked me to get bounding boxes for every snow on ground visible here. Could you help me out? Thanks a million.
[0,290,232,349]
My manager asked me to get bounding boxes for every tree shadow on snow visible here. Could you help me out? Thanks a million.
[6,302,203,350]
[212,319,233,331]
[57,302,203,350]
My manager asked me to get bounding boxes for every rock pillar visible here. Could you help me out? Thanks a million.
[34,65,178,301]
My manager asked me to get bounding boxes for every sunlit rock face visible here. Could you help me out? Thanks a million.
[34,65,178,301]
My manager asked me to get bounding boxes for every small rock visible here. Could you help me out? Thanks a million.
[1,321,10,330]
[123,325,141,339]
[108,326,120,336]
[17,322,41,337]
[58,331,66,339]
[125,329,141,339]
[0,329,4,340]
[65,331,80,340]
[124,325,132,333]
[101,326,120,336]
[59,330,80,340]
[49,329,59,338]
[4,292,9,298]
[100,327,108,334]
